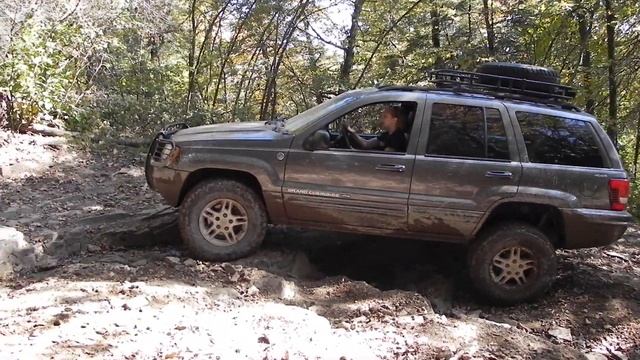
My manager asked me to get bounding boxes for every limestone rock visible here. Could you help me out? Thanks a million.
[254,275,297,300]
[166,256,181,264]
[288,251,322,279]
[548,326,572,342]
[584,352,607,360]
[0,226,36,278]
[183,258,197,267]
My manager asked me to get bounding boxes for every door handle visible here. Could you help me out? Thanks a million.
[485,170,513,178]
[376,164,406,172]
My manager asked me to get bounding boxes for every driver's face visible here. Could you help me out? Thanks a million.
[380,110,398,132]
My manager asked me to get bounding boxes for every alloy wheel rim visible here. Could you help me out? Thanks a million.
[490,246,537,287]
[198,199,248,247]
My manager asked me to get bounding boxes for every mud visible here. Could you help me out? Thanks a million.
[1,130,638,359]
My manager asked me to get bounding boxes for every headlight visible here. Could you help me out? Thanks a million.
[160,142,173,159]
[167,145,181,165]
[152,140,179,164]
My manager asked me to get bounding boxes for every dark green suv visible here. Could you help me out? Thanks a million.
[146,63,633,304]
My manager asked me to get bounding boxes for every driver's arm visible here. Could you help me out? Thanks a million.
[346,129,381,150]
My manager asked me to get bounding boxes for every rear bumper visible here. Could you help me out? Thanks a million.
[561,208,634,249]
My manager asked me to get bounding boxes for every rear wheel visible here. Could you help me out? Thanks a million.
[468,222,557,305]
[179,179,267,261]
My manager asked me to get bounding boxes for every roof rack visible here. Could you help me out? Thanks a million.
[377,69,581,112]
[429,69,576,99]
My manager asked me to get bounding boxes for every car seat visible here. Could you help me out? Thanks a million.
[401,103,416,143]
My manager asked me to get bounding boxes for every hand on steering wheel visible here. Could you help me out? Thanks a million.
[340,121,354,149]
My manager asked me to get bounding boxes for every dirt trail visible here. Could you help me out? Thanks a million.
[0,131,639,359]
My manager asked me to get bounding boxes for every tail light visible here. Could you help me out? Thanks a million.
[609,179,630,211]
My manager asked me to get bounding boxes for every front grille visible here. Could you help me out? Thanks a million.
[152,139,174,162]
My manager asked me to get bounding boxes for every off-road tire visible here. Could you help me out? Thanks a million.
[468,222,557,305]
[179,179,267,261]
[475,62,560,95]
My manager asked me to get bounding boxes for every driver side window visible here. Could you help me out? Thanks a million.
[329,103,385,135]
[328,101,417,152]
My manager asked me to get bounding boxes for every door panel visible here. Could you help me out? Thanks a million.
[283,92,427,231]
[409,157,521,238]
[284,150,414,230]
[409,96,522,239]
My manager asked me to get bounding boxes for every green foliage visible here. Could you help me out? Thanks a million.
[9,100,40,131]
[2,0,640,212]
[0,20,80,129]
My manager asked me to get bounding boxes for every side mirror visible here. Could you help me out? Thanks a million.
[303,129,330,151]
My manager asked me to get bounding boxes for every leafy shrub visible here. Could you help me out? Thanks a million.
[11,99,40,131]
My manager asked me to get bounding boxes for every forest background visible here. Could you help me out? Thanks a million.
[1,0,639,211]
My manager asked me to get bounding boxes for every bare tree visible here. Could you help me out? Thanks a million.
[575,1,598,114]
[353,0,425,88]
[482,0,496,56]
[186,0,230,112]
[604,0,617,144]
[431,6,440,49]
[208,0,257,108]
[339,0,365,89]
[259,0,312,120]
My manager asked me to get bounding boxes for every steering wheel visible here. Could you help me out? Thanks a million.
[340,121,354,149]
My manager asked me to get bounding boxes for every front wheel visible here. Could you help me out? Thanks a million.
[468,222,557,305]
[179,179,267,261]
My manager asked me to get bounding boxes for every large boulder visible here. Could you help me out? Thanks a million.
[0,226,35,279]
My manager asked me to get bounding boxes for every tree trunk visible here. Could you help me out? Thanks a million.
[576,3,596,114]
[259,0,311,120]
[604,0,617,145]
[353,0,424,88]
[482,0,496,56]
[186,0,197,113]
[231,14,277,118]
[212,0,258,106]
[339,0,365,89]
[467,1,472,42]
[430,7,440,48]
[431,5,442,67]
[633,111,640,177]
[185,0,229,113]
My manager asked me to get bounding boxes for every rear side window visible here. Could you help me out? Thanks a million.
[427,103,510,160]
[517,112,605,168]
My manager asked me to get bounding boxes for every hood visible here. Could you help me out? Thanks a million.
[174,121,268,135]
[170,121,286,143]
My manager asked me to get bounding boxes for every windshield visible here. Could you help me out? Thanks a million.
[284,92,359,133]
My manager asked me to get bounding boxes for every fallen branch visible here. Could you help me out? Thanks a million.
[22,124,68,137]
[114,138,150,148]
[604,250,630,262]
[87,135,150,148]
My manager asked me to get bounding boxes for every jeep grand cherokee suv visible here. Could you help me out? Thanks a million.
[146,63,633,304]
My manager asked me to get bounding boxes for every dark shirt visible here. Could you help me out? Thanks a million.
[377,130,407,152]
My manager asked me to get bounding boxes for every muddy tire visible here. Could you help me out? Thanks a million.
[179,179,267,262]
[468,222,557,305]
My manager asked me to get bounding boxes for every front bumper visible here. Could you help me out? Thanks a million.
[145,124,190,206]
[145,164,188,206]
[561,208,635,249]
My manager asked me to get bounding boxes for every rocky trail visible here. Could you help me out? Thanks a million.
[0,130,639,359]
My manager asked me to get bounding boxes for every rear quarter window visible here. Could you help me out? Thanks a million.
[517,112,606,168]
